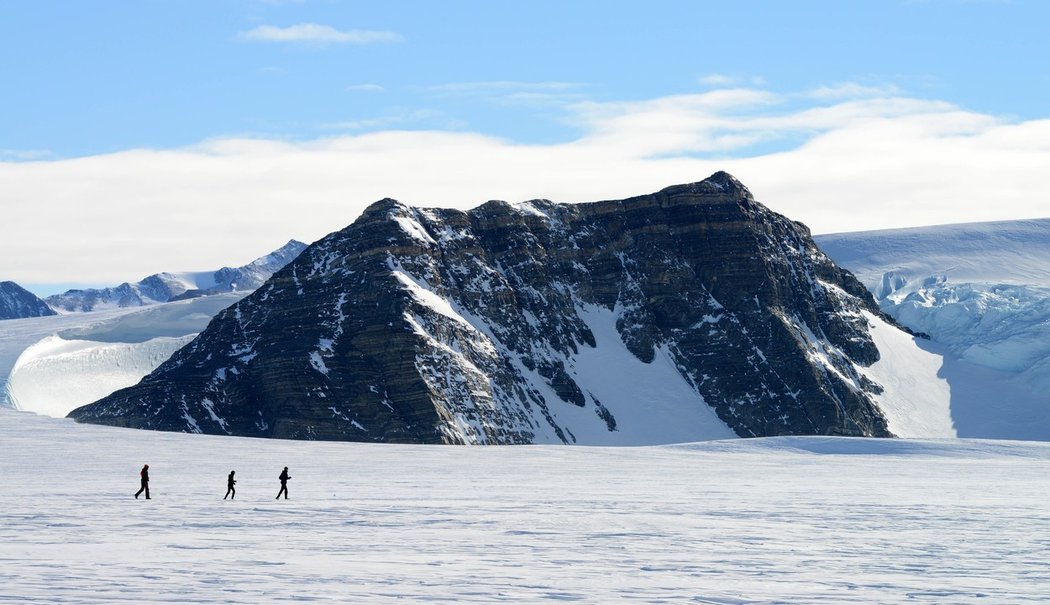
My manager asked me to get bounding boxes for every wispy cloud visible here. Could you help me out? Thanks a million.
[699,74,767,88]
[427,81,582,95]
[807,82,903,100]
[346,83,385,93]
[424,81,588,107]
[0,149,53,161]
[321,109,449,131]
[239,23,403,45]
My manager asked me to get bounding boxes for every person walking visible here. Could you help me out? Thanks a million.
[135,464,150,500]
[224,470,236,500]
[276,466,290,500]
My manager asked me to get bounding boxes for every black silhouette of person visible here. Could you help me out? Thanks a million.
[224,470,236,500]
[276,466,290,499]
[135,464,150,499]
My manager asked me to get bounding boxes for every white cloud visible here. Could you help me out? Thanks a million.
[346,83,385,93]
[423,81,588,107]
[427,81,582,94]
[2,87,1049,285]
[699,74,736,87]
[699,74,767,87]
[807,82,903,100]
[239,24,402,45]
[0,149,53,161]
[321,109,444,131]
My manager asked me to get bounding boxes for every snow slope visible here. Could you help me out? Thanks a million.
[1,294,245,415]
[1,407,1048,603]
[856,312,953,438]
[817,218,1050,440]
[553,303,737,443]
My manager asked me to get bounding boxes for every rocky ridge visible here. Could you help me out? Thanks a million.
[71,173,902,443]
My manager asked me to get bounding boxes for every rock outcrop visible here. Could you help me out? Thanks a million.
[71,173,898,443]
[0,281,57,320]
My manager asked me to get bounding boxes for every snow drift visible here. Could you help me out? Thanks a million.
[1,294,244,417]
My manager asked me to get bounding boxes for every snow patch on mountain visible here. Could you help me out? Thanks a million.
[561,302,738,444]
[857,311,954,438]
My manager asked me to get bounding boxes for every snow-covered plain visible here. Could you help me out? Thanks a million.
[1,407,1048,603]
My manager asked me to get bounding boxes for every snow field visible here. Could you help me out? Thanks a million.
[2,408,1049,603]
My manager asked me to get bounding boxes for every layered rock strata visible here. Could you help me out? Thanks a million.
[71,173,897,443]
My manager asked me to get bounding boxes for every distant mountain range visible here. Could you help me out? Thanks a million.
[45,240,307,312]
[0,282,56,321]
[1,238,309,413]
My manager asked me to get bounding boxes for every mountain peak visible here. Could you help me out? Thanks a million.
[72,174,906,444]
[361,197,407,217]
[0,281,57,320]
[657,171,753,199]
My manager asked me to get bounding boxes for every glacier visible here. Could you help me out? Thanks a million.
[817,218,1050,440]
[1,294,245,416]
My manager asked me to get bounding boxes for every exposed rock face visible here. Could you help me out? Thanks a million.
[0,282,57,320]
[46,240,307,312]
[70,173,896,443]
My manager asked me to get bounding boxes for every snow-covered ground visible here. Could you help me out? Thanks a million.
[1,294,244,414]
[817,218,1050,440]
[1,407,1048,603]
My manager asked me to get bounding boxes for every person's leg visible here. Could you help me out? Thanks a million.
[144,485,150,499]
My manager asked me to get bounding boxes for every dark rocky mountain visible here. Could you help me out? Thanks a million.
[46,240,307,312]
[0,281,57,320]
[71,173,904,443]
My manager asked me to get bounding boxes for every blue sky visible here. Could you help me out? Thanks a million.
[4,0,1047,158]
[2,1,1049,291]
